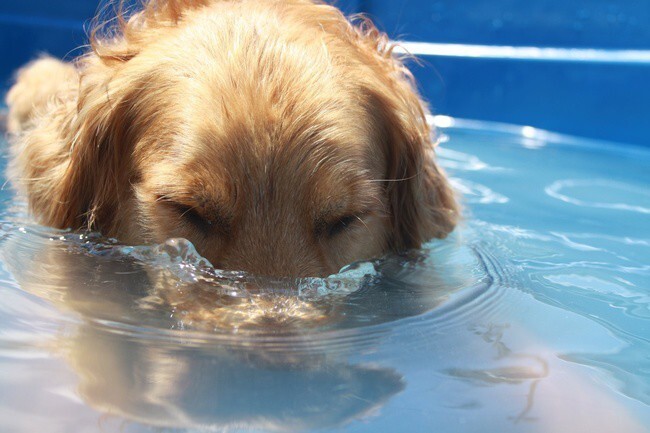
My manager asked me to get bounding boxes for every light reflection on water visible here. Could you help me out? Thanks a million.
[0,119,649,432]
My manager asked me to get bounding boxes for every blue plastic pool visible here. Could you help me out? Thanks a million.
[1,2,649,432]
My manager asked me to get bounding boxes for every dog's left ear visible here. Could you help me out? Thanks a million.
[354,27,459,251]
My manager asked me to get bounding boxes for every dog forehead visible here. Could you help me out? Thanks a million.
[176,70,375,186]
[135,4,384,208]
[185,120,373,197]
[140,66,378,211]
[143,109,377,225]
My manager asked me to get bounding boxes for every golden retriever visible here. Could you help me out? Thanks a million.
[5,0,458,277]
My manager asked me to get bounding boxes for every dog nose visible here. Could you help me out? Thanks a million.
[212,214,333,278]
[227,258,328,279]
[218,245,329,278]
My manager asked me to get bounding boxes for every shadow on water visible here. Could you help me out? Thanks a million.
[0,222,489,431]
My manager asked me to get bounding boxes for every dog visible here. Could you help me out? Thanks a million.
[5,0,458,277]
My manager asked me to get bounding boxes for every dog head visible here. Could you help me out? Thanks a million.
[18,0,458,277]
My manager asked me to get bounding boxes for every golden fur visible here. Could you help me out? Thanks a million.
[6,0,458,277]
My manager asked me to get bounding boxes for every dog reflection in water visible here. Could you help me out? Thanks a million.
[67,327,404,431]
[3,231,410,430]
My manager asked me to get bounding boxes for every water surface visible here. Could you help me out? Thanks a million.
[0,117,648,433]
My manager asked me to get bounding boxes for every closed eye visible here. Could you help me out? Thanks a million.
[315,212,367,239]
[156,194,232,235]
[327,215,357,237]
[171,202,213,232]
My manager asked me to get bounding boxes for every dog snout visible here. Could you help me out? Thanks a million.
[217,239,330,279]
[219,253,329,279]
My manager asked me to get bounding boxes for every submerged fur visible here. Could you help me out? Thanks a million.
[6,0,458,277]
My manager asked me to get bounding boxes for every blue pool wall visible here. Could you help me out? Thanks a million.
[1,0,649,147]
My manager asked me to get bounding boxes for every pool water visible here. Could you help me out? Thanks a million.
[0,118,648,433]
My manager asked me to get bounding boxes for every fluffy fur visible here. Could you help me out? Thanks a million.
[6,0,458,277]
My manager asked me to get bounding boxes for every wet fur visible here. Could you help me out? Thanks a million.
[6,0,458,277]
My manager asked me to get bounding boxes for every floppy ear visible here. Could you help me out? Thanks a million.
[370,85,459,251]
[8,0,201,235]
[7,52,148,235]
[353,25,459,251]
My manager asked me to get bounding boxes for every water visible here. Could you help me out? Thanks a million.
[0,117,648,433]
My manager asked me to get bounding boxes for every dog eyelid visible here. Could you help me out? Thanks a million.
[158,196,230,234]
[315,211,369,239]
[327,215,357,237]
[172,202,213,229]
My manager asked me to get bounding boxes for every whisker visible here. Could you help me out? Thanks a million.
[367,173,419,183]
[179,204,201,219]
[355,214,372,236]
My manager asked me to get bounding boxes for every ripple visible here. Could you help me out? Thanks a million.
[437,147,510,172]
[546,179,650,214]
[451,178,509,204]
[0,223,495,351]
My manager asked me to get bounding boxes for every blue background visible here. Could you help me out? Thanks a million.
[1,0,649,146]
